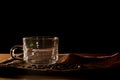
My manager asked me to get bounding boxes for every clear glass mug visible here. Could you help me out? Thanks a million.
[10,36,59,65]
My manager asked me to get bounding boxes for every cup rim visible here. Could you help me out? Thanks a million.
[23,36,59,40]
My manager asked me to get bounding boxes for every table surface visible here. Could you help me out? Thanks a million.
[0,53,119,80]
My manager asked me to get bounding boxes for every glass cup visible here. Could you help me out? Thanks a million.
[10,36,59,65]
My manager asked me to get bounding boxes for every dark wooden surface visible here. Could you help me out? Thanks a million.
[1,53,120,80]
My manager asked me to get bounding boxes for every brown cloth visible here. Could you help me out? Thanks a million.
[60,53,120,70]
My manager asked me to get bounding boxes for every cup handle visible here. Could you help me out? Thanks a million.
[10,45,23,60]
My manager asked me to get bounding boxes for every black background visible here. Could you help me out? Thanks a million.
[0,3,120,54]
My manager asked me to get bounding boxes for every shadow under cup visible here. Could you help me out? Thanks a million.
[10,36,59,65]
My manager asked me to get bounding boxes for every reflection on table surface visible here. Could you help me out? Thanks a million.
[0,75,84,80]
